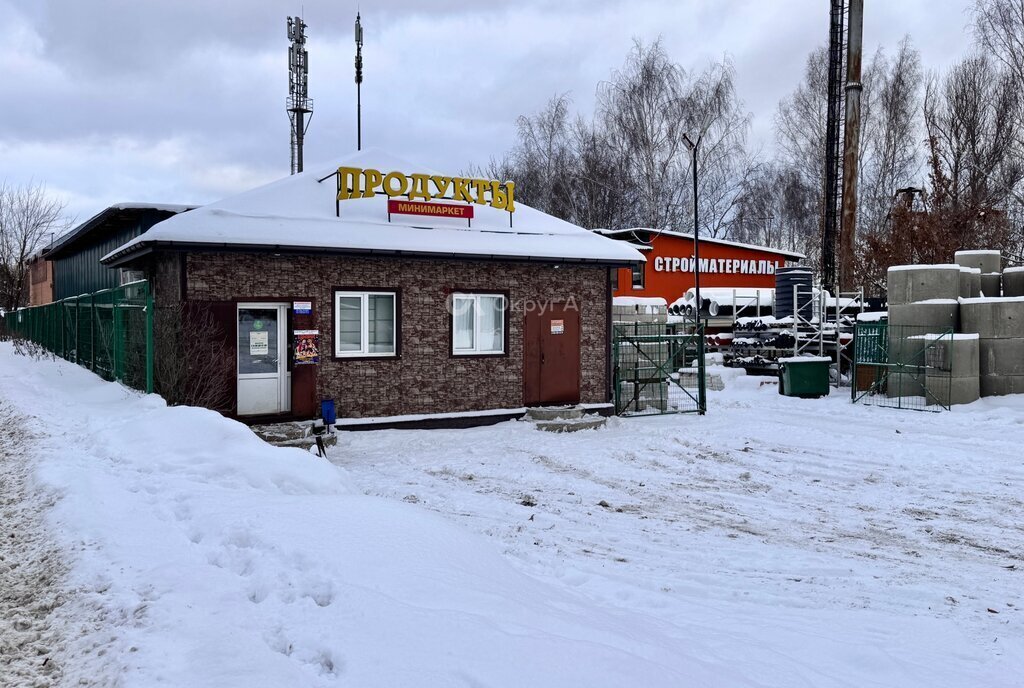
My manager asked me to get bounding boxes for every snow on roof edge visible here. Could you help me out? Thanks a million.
[595,227,806,259]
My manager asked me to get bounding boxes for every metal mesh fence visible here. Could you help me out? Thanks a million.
[1,281,154,392]
[613,322,706,416]
[851,322,953,411]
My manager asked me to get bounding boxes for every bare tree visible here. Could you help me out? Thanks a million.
[732,164,819,259]
[852,38,925,284]
[486,39,753,238]
[974,0,1024,84]
[682,57,755,239]
[773,47,830,269]
[0,183,68,311]
[597,39,690,231]
[924,54,1023,211]
[508,94,575,217]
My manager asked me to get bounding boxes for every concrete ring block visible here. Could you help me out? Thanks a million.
[981,273,1002,298]
[959,268,982,298]
[959,270,972,299]
[923,335,980,378]
[970,271,982,298]
[1003,268,1024,298]
[955,250,1001,274]
[980,374,1024,397]
[960,298,1024,339]
[885,371,927,398]
[887,334,929,367]
[979,338,1024,376]
[923,374,980,406]
[888,301,959,331]
[887,265,961,306]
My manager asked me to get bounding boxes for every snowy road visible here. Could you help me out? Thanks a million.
[335,375,1024,685]
[2,341,1024,686]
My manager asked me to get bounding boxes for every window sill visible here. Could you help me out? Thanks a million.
[332,353,400,361]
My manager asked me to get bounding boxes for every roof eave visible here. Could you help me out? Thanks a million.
[102,240,645,268]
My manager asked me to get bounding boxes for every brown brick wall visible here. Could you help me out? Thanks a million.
[182,252,610,418]
[148,254,184,306]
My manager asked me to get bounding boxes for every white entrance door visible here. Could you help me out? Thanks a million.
[237,303,291,416]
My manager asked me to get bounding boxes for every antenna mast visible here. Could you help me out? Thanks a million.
[287,16,313,174]
[355,12,363,151]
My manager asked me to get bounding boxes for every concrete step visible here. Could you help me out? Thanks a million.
[534,416,607,433]
[524,405,586,421]
[251,421,337,449]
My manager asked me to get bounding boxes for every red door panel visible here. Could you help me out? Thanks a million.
[524,304,580,405]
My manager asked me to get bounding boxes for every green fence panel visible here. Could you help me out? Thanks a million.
[1,282,155,395]
[612,321,707,416]
[851,321,953,411]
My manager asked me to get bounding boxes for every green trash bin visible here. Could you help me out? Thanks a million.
[778,356,831,398]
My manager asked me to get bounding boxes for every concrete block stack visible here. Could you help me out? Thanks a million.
[961,298,1024,396]
[616,340,670,376]
[611,297,668,324]
[617,380,669,412]
[885,265,961,399]
[921,334,981,406]
[882,250,1024,403]
[955,250,1002,297]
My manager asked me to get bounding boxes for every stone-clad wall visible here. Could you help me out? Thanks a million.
[182,252,610,418]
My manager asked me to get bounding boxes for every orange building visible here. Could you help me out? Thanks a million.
[27,252,54,307]
[598,229,804,302]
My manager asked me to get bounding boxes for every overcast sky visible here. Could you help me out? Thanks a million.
[1,0,976,225]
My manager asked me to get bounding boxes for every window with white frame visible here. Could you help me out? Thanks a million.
[451,293,505,355]
[334,290,397,357]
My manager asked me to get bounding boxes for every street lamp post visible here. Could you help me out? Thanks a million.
[683,132,706,414]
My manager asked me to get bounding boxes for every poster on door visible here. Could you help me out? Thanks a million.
[550,319,565,335]
[294,330,320,365]
[249,331,269,356]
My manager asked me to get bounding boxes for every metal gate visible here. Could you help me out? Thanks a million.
[851,322,953,411]
[613,322,706,416]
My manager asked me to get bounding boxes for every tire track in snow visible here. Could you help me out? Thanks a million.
[0,403,66,688]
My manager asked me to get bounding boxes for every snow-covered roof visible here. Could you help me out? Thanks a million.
[103,150,644,267]
[48,202,198,260]
[110,202,196,213]
[594,228,805,260]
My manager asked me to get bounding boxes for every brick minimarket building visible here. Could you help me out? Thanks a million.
[102,151,643,425]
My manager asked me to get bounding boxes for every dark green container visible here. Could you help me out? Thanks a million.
[778,357,831,398]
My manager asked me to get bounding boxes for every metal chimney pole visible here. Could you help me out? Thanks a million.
[839,0,864,292]
[355,13,364,151]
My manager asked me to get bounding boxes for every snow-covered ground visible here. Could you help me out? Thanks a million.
[2,342,1023,686]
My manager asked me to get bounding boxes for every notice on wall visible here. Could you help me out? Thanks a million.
[550,319,564,335]
[249,331,269,356]
[294,329,320,365]
[293,300,312,315]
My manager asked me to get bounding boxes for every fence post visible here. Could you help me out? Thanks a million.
[74,298,80,364]
[697,323,707,415]
[145,285,154,394]
[90,293,96,372]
